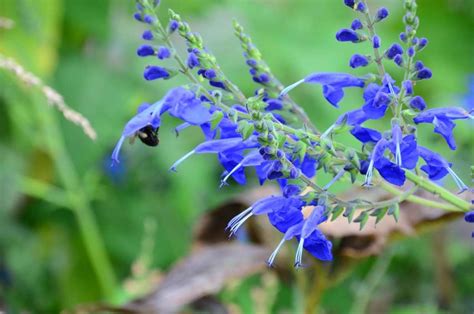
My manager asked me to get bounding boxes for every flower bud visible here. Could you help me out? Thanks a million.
[417,38,428,50]
[372,35,381,48]
[409,96,426,110]
[137,45,155,57]
[394,54,404,67]
[375,7,389,22]
[157,46,171,59]
[143,66,171,80]
[416,68,432,80]
[402,80,413,95]
[168,20,179,33]
[336,28,363,43]
[142,30,154,40]
[349,54,369,68]
[385,43,403,59]
[351,19,363,30]
[399,32,407,43]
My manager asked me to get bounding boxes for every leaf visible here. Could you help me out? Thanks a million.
[331,205,345,221]
[343,205,355,223]
[370,206,389,225]
[388,203,400,222]
[210,110,224,130]
[354,211,369,230]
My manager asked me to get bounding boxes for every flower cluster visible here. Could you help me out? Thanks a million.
[112,0,473,266]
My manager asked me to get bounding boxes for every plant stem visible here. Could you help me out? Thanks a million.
[349,249,394,314]
[362,4,386,78]
[404,171,472,211]
[34,100,117,300]
[380,180,468,212]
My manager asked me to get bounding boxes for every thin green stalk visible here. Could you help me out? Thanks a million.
[404,171,472,211]
[362,3,386,78]
[380,180,466,212]
[34,100,117,300]
[349,249,394,314]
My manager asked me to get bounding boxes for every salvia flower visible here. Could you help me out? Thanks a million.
[385,43,404,59]
[351,19,363,30]
[375,7,389,22]
[372,35,381,48]
[142,30,154,40]
[416,67,432,80]
[349,54,369,68]
[280,72,365,107]
[409,95,426,110]
[112,87,209,163]
[336,28,363,43]
[414,107,473,150]
[157,46,171,59]
[137,45,155,57]
[417,146,468,192]
[143,66,170,80]
[168,19,179,33]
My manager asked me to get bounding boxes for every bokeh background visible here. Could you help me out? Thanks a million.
[0,0,473,313]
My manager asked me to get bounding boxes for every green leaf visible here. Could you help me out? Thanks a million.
[210,111,224,129]
[371,207,389,225]
[331,205,344,221]
[343,206,355,223]
[354,211,369,230]
[237,120,255,140]
[388,203,400,222]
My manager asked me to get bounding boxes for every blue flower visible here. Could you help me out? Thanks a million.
[385,43,403,59]
[349,54,369,68]
[416,67,432,80]
[409,95,426,111]
[363,138,406,186]
[137,45,155,57]
[187,52,200,69]
[168,19,179,33]
[350,126,382,143]
[372,35,381,48]
[336,28,362,43]
[351,19,363,30]
[111,88,210,164]
[227,195,300,236]
[143,66,170,80]
[361,83,392,119]
[417,146,468,192]
[281,72,365,107]
[344,0,355,8]
[375,7,389,21]
[142,30,154,40]
[157,46,171,59]
[413,107,473,150]
[267,205,332,266]
[403,80,414,95]
[219,150,265,187]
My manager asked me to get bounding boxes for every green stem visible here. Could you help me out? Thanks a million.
[380,180,468,212]
[362,4,386,78]
[349,249,394,314]
[34,100,116,299]
[404,171,472,211]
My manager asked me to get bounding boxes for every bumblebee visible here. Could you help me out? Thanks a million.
[136,125,160,146]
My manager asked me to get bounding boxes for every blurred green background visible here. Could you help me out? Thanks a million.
[0,0,473,313]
